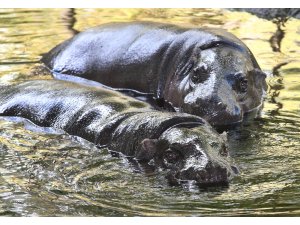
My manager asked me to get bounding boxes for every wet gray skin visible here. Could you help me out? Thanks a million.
[174,45,268,126]
[0,80,236,186]
[42,22,268,126]
[154,126,232,185]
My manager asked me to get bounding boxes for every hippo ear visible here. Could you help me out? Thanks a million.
[135,139,158,161]
[175,45,201,79]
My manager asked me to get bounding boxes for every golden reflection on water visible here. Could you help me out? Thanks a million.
[0,8,299,216]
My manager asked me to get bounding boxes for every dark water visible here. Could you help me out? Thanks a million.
[0,9,299,216]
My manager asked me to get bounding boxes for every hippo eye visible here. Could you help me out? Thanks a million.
[233,73,248,93]
[190,65,209,84]
[163,149,183,164]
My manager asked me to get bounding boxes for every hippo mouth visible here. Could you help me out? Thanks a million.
[184,103,244,127]
[166,162,233,187]
[156,123,237,187]
[188,93,265,127]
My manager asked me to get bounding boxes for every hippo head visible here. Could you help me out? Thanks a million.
[136,123,237,186]
[164,40,267,127]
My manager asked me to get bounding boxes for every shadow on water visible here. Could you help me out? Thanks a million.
[267,14,292,117]
[61,8,79,36]
[0,8,300,216]
[268,61,286,117]
[270,21,285,52]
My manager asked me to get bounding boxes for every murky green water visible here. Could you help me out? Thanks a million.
[0,9,299,216]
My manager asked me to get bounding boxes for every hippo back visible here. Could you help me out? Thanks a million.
[0,80,204,155]
[0,79,237,186]
[41,22,267,127]
[42,22,260,94]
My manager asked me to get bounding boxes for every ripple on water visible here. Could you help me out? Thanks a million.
[0,8,300,216]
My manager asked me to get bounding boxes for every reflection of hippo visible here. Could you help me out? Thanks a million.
[0,80,236,186]
[42,22,267,126]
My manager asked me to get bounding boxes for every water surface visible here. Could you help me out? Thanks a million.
[0,9,299,216]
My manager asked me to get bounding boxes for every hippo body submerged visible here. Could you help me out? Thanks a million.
[42,22,267,126]
[0,80,235,186]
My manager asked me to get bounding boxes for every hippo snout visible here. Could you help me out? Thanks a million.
[183,95,243,126]
[178,161,230,186]
[158,126,236,186]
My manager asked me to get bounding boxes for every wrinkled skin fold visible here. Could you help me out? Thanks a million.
[0,80,236,186]
[42,21,267,126]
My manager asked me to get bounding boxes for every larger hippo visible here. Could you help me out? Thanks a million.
[0,80,236,186]
[42,22,267,126]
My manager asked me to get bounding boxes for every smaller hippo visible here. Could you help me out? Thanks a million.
[42,21,268,126]
[0,80,236,186]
